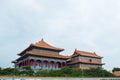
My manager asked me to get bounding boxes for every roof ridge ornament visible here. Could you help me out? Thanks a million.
[75,48,77,52]
[41,38,44,41]
[73,48,78,55]
[32,38,64,51]
[37,38,44,43]
[93,52,96,54]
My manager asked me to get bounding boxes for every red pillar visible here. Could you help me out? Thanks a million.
[28,59,30,66]
[27,59,29,66]
[54,62,56,69]
[61,62,63,68]
[26,60,28,66]
[26,60,27,66]
[48,61,50,69]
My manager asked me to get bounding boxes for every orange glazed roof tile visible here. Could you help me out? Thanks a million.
[31,39,64,51]
[72,49,102,58]
[26,51,70,59]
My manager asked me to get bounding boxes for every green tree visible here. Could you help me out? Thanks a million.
[0,66,116,77]
[84,67,114,77]
[71,68,83,77]
[61,67,73,77]
[48,70,62,77]
[36,69,49,77]
[2,68,14,75]
[19,66,34,76]
[85,68,104,77]
[112,67,120,72]
[0,67,2,75]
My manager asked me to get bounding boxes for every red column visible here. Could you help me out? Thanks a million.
[26,59,28,66]
[54,62,56,69]
[48,61,50,69]
[28,59,30,66]
[34,59,36,68]
[26,60,28,66]
[26,60,27,66]
[27,59,29,66]
[61,62,63,68]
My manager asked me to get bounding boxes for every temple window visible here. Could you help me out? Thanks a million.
[89,59,92,62]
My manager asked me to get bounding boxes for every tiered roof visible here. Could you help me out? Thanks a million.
[68,49,104,65]
[26,51,69,59]
[72,49,102,58]
[31,39,64,51]
[18,39,64,56]
[17,51,69,61]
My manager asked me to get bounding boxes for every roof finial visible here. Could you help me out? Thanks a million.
[75,48,77,52]
[93,52,96,54]
[41,38,44,41]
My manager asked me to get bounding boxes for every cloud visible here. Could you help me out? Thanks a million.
[0,0,120,70]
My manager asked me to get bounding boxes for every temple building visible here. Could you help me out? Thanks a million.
[14,39,104,71]
[67,49,104,69]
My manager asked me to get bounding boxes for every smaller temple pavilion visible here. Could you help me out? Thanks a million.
[67,49,104,69]
[13,39,104,71]
[15,39,69,71]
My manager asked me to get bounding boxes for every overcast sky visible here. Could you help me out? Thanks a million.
[0,0,120,70]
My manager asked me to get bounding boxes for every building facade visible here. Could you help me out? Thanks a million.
[67,49,104,69]
[14,39,104,71]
